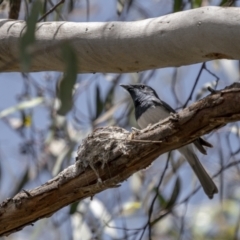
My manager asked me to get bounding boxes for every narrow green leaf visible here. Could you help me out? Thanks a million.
[151,177,181,226]
[95,84,104,118]
[165,177,181,210]
[42,0,47,15]
[192,0,202,8]
[104,85,115,111]
[173,0,183,12]
[153,187,167,207]
[69,201,80,214]
[220,0,233,6]
[20,0,42,72]
[68,0,74,13]
[57,44,78,115]
[0,97,44,119]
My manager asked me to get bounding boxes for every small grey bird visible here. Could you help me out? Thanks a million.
[120,84,218,199]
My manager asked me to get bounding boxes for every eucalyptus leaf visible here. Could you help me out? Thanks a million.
[69,201,80,214]
[164,176,181,210]
[0,97,44,119]
[173,0,183,12]
[154,187,167,207]
[20,0,42,72]
[192,0,202,8]
[95,84,103,119]
[57,44,78,115]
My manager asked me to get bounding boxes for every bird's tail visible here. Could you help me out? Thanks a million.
[178,145,218,199]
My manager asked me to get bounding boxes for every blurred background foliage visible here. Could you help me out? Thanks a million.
[0,0,240,239]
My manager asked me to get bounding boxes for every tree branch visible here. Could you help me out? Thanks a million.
[0,83,240,236]
[0,6,240,73]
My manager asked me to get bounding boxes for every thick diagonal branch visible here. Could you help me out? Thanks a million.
[0,83,240,236]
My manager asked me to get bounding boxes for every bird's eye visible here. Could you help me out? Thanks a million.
[140,85,145,89]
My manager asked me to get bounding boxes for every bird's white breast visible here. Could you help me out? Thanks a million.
[137,106,170,129]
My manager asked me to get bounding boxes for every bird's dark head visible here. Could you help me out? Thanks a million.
[120,84,159,103]
[120,84,162,125]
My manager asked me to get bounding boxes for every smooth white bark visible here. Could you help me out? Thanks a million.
[0,6,240,73]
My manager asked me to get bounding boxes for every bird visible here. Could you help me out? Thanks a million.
[120,84,218,199]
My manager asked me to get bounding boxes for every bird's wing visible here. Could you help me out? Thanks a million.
[153,96,213,155]
[152,98,176,113]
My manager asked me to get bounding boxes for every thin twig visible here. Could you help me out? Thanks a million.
[38,0,65,22]
[138,154,171,240]
[183,62,205,108]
